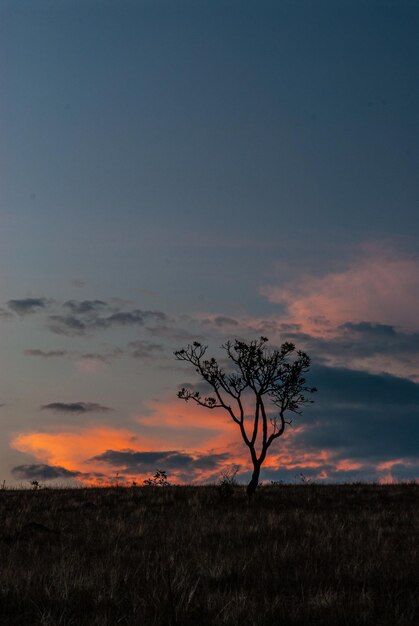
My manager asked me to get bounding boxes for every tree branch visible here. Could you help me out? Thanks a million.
[250,395,260,446]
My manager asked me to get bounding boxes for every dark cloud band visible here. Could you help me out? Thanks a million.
[12,464,81,480]
[41,402,113,414]
[91,449,229,472]
[25,349,68,358]
[8,298,48,316]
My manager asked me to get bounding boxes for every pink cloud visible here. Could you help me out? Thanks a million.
[261,245,419,335]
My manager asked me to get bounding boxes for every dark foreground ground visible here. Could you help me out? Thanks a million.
[0,483,417,625]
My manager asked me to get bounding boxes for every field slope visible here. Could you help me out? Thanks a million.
[0,483,418,625]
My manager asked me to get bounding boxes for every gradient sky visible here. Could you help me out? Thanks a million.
[1,0,419,486]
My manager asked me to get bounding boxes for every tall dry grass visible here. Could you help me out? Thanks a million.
[0,483,417,625]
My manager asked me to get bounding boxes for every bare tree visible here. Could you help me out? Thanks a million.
[174,337,316,496]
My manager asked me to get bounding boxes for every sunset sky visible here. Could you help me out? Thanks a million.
[1,0,419,486]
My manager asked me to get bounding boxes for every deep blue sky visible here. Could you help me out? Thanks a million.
[1,0,418,485]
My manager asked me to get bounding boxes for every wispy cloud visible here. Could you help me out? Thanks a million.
[8,298,49,316]
[41,402,113,414]
[200,315,240,328]
[146,323,206,342]
[79,348,124,364]
[128,340,163,359]
[24,349,69,358]
[63,300,107,315]
[47,299,168,336]
[70,279,85,288]
[48,315,86,336]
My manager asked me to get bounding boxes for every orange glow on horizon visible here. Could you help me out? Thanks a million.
[10,397,406,485]
[9,400,316,485]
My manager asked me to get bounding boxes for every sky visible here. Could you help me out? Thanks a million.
[1,0,418,486]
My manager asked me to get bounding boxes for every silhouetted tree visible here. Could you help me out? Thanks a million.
[175,337,316,496]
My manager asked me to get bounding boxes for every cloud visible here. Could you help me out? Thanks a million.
[7,298,48,316]
[317,322,419,358]
[79,348,124,364]
[9,421,236,485]
[280,364,419,467]
[311,363,419,407]
[261,246,419,334]
[71,279,85,288]
[178,312,419,381]
[146,323,206,342]
[300,403,419,463]
[75,351,124,374]
[128,341,163,359]
[47,300,168,336]
[191,312,309,344]
[134,398,235,449]
[63,300,107,315]
[10,427,150,482]
[177,380,213,395]
[5,295,199,350]
[79,353,111,363]
[24,349,68,358]
[48,315,87,336]
[12,463,81,480]
[91,449,229,473]
[201,315,240,328]
[24,348,123,366]
[102,311,165,327]
[9,350,419,484]
[259,459,419,484]
[271,321,419,380]
[11,429,128,458]
[0,308,12,319]
[384,461,419,482]
[41,402,113,414]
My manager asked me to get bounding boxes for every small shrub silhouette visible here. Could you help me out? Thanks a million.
[218,465,239,499]
[143,470,170,486]
[299,472,312,484]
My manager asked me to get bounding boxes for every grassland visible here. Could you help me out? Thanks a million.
[0,483,417,625]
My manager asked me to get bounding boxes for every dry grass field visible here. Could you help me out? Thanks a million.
[0,483,417,625]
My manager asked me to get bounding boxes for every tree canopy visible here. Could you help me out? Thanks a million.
[175,337,316,494]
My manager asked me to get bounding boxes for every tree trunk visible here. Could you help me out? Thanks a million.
[247,463,260,497]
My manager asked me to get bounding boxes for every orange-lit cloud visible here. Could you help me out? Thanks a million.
[11,427,142,477]
[10,391,417,485]
[134,396,262,450]
[10,397,247,484]
[261,245,419,335]
[10,429,244,486]
[9,396,317,484]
